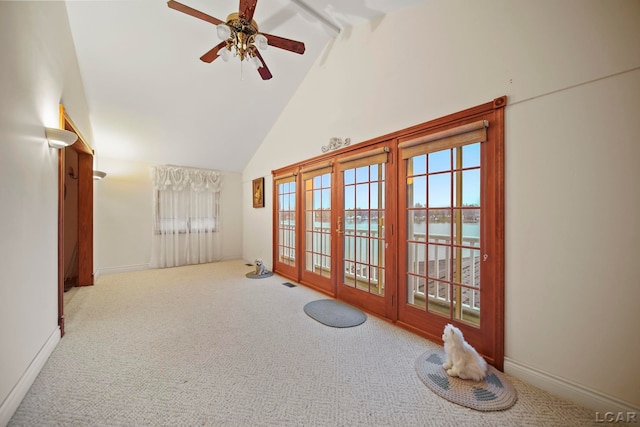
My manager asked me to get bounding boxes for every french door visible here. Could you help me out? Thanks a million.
[299,161,334,294]
[272,97,505,368]
[335,144,393,318]
[273,171,298,279]
[396,103,504,369]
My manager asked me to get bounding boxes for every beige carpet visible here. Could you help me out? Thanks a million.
[10,260,594,426]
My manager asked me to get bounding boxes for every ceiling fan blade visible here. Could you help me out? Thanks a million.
[167,0,224,26]
[261,33,305,55]
[200,41,228,63]
[253,50,273,80]
[238,0,258,22]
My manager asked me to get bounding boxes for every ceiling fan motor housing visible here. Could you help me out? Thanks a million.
[225,12,260,60]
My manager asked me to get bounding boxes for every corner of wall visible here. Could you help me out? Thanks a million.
[504,358,640,414]
[0,327,60,426]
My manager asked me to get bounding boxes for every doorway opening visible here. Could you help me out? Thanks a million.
[57,105,94,336]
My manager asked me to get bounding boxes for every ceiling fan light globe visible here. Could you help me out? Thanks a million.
[254,34,268,50]
[251,55,261,70]
[218,47,231,62]
[216,24,231,40]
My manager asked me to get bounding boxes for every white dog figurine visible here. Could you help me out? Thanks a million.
[442,323,488,381]
[255,259,268,275]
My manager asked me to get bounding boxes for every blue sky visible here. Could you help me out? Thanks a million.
[408,143,481,208]
[308,143,481,210]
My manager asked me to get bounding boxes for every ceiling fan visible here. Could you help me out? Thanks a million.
[167,0,306,80]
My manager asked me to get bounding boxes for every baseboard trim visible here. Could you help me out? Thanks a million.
[504,357,639,414]
[0,327,61,426]
[97,263,149,276]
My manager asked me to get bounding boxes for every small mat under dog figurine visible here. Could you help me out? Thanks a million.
[245,259,274,279]
[415,349,517,411]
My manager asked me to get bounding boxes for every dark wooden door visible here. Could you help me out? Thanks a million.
[58,105,94,336]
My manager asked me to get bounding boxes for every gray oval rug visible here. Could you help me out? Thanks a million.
[415,350,517,411]
[245,271,274,279]
[303,299,366,328]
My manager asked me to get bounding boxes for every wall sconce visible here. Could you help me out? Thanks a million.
[46,127,78,148]
[93,170,107,180]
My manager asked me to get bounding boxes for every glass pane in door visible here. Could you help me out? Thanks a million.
[277,180,296,266]
[342,163,385,296]
[304,173,331,277]
[405,143,482,326]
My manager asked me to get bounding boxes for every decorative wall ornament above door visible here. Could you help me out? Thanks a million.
[322,137,351,153]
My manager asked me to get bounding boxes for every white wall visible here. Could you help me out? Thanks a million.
[94,157,154,274]
[242,174,274,266]
[243,0,640,412]
[505,67,640,411]
[219,170,243,260]
[0,1,94,423]
[95,157,243,275]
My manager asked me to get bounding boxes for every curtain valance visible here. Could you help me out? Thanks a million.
[152,165,223,192]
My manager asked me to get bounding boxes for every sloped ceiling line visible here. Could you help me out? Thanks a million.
[290,0,341,35]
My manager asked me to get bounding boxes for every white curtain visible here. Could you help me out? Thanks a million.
[150,165,223,268]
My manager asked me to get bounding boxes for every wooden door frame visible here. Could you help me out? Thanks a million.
[57,105,94,336]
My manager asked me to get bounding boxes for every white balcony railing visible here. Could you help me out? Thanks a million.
[407,232,480,312]
[283,224,481,313]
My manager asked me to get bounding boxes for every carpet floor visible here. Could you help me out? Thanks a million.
[10,260,594,426]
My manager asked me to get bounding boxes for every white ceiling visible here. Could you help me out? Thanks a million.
[65,0,428,172]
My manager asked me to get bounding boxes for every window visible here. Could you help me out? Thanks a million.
[302,162,333,279]
[275,172,297,268]
[337,148,389,297]
[154,192,219,234]
[403,126,484,326]
[150,165,223,268]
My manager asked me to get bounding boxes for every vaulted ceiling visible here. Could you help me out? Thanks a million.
[65,0,428,172]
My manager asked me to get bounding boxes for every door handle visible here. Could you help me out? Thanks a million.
[336,216,343,234]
